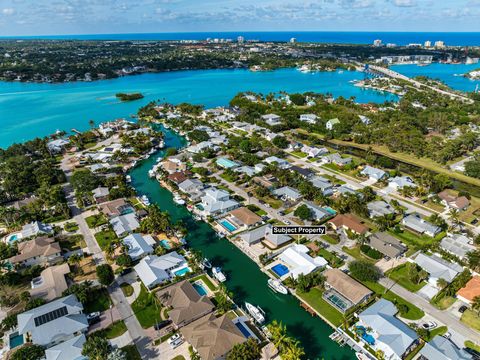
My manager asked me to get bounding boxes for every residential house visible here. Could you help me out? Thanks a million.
[326,118,340,130]
[299,114,318,124]
[262,113,282,126]
[301,202,334,222]
[301,145,328,158]
[335,185,358,197]
[457,276,480,304]
[360,165,387,182]
[45,334,87,360]
[388,176,416,190]
[368,233,406,259]
[279,244,328,279]
[178,179,205,202]
[272,186,302,202]
[21,221,54,239]
[168,172,189,185]
[200,188,240,217]
[17,295,88,347]
[99,198,134,218]
[180,313,246,360]
[401,214,441,237]
[92,187,110,204]
[413,253,463,286]
[234,166,257,177]
[122,233,156,261]
[321,153,352,167]
[289,165,314,179]
[9,237,62,267]
[367,200,395,218]
[30,263,70,302]
[358,115,371,125]
[239,224,291,248]
[253,176,276,190]
[264,156,290,169]
[419,335,472,360]
[162,159,187,175]
[157,280,215,328]
[226,207,263,229]
[310,176,334,196]
[357,299,418,360]
[329,214,368,235]
[186,141,217,154]
[437,190,470,211]
[440,233,476,261]
[216,157,240,169]
[323,269,372,312]
[110,213,140,237]
[134,252,189,289]
[47,139,70,154]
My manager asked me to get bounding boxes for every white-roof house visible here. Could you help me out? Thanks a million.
[440,233,476,260]
[367,200,395,218]
[357,299,418,360]
[110,213,140,237]
[45,334,87,360]
[326,118,340,130]
[21,221,54,238]
[419,335,473,360]
[201,188,239,217]
[299,114,318,124]
[17,294,88,348]
[388,176,416,190]
[301,145,328,158]
[261,113,282,126]
[360,165,387,181]
[239,224,291,248]
[273,186,302,202]
[264,156,290,169]
[413,253,463,285]
[401,214,441,237]
[134,252,188,289]
[279,244,327,279]
[123,233,156,260]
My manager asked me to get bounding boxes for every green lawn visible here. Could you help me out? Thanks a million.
[360,280,424,320]
[461,310,480,332]
[58,234,86,251]
[388,230,445,250]
[122,345,142,360]
[171,356,186,360]
[322,234,339,245]
[103,320,128,339]
[317,248,344,268]
[431,296,456,310]
[63,222,79,232]
[465,340,480,353]
[291,151,307,158]
[189,274,217,291]
[94,229,118,250]
[425,326,447,341]
[86,213,108,229]
[131,284,162,328]
[84,287,112,313]
[342,245,377,264]
[120,283,134,297]
[386,264,427,292]
[297,287,344,327]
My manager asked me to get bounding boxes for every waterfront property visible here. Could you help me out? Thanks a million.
[238,224,291,249]
[278,244,328,279]
[110,213,140,237]
[134,251,189,289]
[200,187,240,217]
[226,207,263,230]
[356,299,419,360]
[122,233,156,260]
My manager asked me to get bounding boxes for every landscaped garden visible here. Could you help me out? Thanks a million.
[386,264,427,292]
[84,287,112,313]
[131,284,162,328]
[297,287,344,327]
[94,229,118,250]
[86,213,108,229]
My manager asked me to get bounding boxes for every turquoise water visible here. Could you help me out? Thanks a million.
[220,219,237,232]
[391,63,480,92]
[160,239,171,249]
[193,282,208,296]
[9,333,24,349]
[174,266,191,277]
[0,68,396,148]
[128,126,354,359]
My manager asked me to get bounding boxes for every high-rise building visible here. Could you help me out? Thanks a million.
[290,37,296,44]
[373,39,382,47]
[434,40,445,48]
[237,36,244,44]
[424,40,432,48]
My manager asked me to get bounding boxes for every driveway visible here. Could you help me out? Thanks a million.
[88,307,122,334]
[155,338,189,360]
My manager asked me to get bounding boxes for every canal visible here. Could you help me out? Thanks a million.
[128,126,354,360]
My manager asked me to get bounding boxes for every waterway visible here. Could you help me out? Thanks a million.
[128,126,354,360]
[0,68,396,148]
[391,63,480,92]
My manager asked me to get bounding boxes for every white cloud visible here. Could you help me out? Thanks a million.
[392,0,416,7]
[2,8,15,15]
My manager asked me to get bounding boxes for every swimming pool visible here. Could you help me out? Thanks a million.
[325,293,350,312]
[271,264,289,277]
[356,326,375,345]
[160,239,171,249]
[220,219,237,232]
[9,333,24,349]
[7,234,19,244]
[324,207,337,215]
[193,282,208,296]
[235,322,252,338]
[174,267,191,277]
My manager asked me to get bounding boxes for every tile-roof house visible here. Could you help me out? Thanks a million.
[122,233,156,261]
[92,186,110,204]
[440,233,476,260]
[99,198,134,218]
[239,224,291,248]
[134,252,188,289]
[324,269,372,311]
[368,233,406,259]
[201,188,239,217]
[30,263,70,302]
[419,335,472,360]
[457,276,480,304]
[180,313,246,360]
[227,207,262,228]
[273,186,302,202]
[328,214,368,235]
[45,334,87,360]
[9,237,62,267]
[360,165,387,181]
[413,253,463,285]
[110,213,140,237]
[367,200,396,218]
[17,294,88,348]
[358,299,418,360]
[157,280,215,328]
[401,214,441,237]
[168,172,189,184]
[21,221,54,239]
[437,190,470,211]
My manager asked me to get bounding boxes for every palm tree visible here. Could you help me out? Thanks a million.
[472,296,480,315]
[436,278,448,290]
[283,340,305,360]
[267,320,290,353]
[448,209,459,226]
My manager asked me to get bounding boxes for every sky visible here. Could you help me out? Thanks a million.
[0,0,480,36]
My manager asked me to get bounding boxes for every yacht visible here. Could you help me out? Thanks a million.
[267,279,288,295]
[158,140,165,149]
[200,258,212,269]
[141,195,150,206]
[148,169,156,178]
[355,353,370,360]
[126,175,131,183]
[212,267,226,282]
[173,195,185,205]
[245,302,265,324]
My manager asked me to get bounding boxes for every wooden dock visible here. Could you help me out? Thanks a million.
[300,302,316,316]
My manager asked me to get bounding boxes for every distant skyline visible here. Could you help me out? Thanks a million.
[1,0,480,36]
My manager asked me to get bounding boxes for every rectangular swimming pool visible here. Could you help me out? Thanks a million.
[271,264,289,277]
[174,267,191,277]
[9,333,24,349]
[160,239,171,249]
[235,322,252,338]
[193,282,208,296]
[220,219,237,232]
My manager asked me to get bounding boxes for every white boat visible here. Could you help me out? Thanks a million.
[268,279,288,295]
[148,169,155,178]
[173,195,185,205]
[126,175,131,183]
[201,258,212,269]
[355,352,369,360]
[158,140,165,149]
[141,195,150,206]
[245,302,265,324]
[212,267,226,282]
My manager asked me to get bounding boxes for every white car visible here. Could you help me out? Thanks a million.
[168,333,182,345]
[170,338,184,349]
[421,321,437,330]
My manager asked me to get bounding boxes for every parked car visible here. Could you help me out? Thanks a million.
[443,332,451,339]
[284,220,291,225]
[86,312,101,324]
[459,305,468,313]
[170,338,184,349]
[168,333,182,345]
[154,320,172,331]
[119,268,132,276]
[421,321,437,330]
[464,347,480,360]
